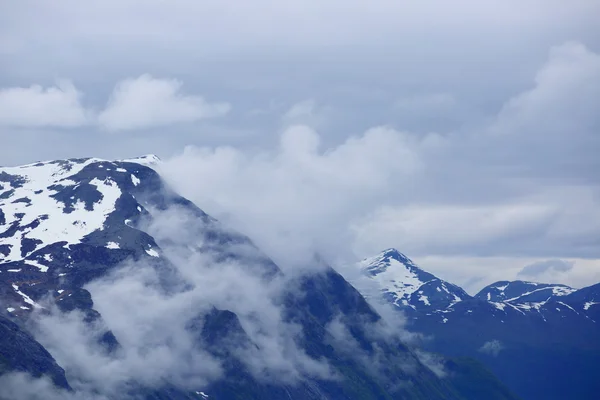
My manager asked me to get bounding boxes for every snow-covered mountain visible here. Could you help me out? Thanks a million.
[359,249,470,312]
[0,157,520,400]
[352,248,600,400]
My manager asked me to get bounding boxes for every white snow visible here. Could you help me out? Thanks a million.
[419,294,430,306]
[442,317,448,323]
[106,241,120,249]
[0,159,123,268]
[551,286,577,296]
[6,307,15,313]
[505,302,526,315]
[196,392,209,399]
[492,302,506,311]
[145,248,159,257]
[121,154,161,168]
[24,260,49,273]
[487,292,491,301]
[116,168,127,173]
[359,252,430,307]
[584,302,599,310]
[7,269,21,272]
[12,284,41,308]
[495,284,509,292]
[57,289,64,294]
[131,174,141,186]
[43,254,53,262]
[505,285,576,303]
[557,301,579,314]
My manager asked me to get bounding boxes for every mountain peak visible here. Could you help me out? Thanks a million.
[358,248,470,311]
[360,248,422,276]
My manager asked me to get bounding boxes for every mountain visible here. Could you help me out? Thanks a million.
[354,248,600,400]
[0,157,520,400]
[360,249,470,313]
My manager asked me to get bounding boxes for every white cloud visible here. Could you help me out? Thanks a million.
[0,80,90,127]
[156,41,600,290]
[159,124,425,268]
[97,74,230,131]
[479,340,504,357]
[492,41,600,137]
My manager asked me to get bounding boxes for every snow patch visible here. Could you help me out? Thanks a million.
[359,252,429,307]
[145,248,159,257]
[12,284,41,308]
[24,260,49,273]
[0,159,123,266]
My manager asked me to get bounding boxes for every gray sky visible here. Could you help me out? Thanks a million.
[1,0,600,292]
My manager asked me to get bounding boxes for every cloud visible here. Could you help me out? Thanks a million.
[21,205,334,398]
[479,340,504,357]
[518,259,574,277]
[414,350,447,378]
[493,42,600,137]
[0,81,90,128]
[97,74,230,131]
[0,75,230,133]
[151,41,600,292]
[159,124,425,269]
[0,373,108,400]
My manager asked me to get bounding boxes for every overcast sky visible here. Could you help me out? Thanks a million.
[1,0,600,292]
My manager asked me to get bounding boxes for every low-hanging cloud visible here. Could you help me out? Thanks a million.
[16,205,335,399]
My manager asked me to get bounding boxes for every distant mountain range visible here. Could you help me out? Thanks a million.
[0,157,521,400]
[352,248,600,400]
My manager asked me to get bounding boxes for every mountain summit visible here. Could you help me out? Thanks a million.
[360,248,470,312]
